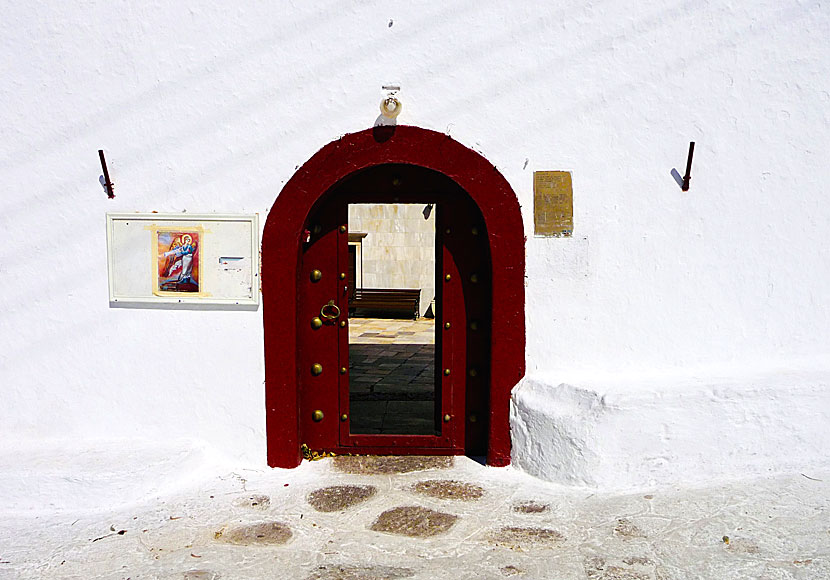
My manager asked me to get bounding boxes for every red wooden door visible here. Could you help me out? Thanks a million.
[297,164,490,457]
[296,198,345,451]
[265,129,524,469]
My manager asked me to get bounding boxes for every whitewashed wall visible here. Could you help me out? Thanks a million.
[1,1,828,483]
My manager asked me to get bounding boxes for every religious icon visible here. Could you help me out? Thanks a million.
[157,230,200,293]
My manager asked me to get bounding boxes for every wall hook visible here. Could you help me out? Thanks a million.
[98,149,115,198]
[681,141,695,192]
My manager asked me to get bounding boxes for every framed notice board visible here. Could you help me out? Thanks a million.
[106,213,259,307]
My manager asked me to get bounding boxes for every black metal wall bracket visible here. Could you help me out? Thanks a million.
[681,142,695,192]
[98,149,115,198]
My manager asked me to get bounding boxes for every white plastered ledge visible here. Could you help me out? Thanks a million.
[0,438,230,516]
[510,364,830,491]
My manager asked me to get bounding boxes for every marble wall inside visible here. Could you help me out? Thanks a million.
[349,203,436,316]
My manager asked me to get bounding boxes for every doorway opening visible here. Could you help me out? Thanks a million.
[262,126,525,468]
[347,203,437,436]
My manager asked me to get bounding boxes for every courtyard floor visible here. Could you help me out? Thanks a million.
[1,452,828,580]
[348,318,436,435]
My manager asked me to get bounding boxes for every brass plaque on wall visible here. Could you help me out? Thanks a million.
[534,171,573,237]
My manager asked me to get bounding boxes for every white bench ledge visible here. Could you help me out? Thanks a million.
[510,367,830,491]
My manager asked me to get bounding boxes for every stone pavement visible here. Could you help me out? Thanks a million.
[1,456,828,579]
[348,318,435,346]
[348,318,436,435]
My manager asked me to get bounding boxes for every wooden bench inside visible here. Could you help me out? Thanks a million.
[349,288,421,320]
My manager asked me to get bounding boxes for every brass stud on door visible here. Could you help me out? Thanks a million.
[471,227,479,235]
[311,363,323,376]
[312,410,324,422]
[445,274,451,282]
[311,317,323,330]
[444,322,451,329]
[310,269,322,282]
[339,272,346,279]
[340,320,347,327]
[468,368,478,377]
[470,273,479,284]
[340,367,347,374]
[443,414,451,422]
[339,225,347,233]
[469,320,479,331]
[444,368,451,376]
[340,414,348,421]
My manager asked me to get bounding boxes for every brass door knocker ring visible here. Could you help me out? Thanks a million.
[320,300,341,320]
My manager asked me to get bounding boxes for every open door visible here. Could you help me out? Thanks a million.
[263,126,524,468]
[296,164,490,456]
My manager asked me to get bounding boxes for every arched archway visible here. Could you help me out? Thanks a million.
[262,126,524,468]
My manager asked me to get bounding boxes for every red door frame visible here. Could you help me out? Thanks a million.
[299,185,462,455]
[262,125,525,468]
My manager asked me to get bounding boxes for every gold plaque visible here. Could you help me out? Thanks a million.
[534,171,573,237]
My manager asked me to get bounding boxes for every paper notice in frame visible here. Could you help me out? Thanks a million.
[534,171,573,237]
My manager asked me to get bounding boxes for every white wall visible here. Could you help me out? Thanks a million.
[1,1,828,477]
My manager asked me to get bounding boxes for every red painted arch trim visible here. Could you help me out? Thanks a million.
[262,125,525,468]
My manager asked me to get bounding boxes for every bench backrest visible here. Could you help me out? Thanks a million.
[353,288,420,297]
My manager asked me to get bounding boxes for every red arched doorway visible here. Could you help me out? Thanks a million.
[262,126,524,468]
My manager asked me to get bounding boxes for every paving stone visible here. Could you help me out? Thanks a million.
[613,518,647,540]
[386,401,433,416]
[412,480,485,501]
[513,501,549,514]
[215,521,292,545]
[370,506,458,537]
[307,485,377,512]
[183,571,221,580]
[231,494,270,510]
[489,526,565,549]
[590,566,650,580]
[381,411,434,429]
[398,364,427,371]
[584,556,652,580]
[372,383,434,395]
[304,565,415,579]
[333,455,452,474]
[621,556,652,566]
[348,402,386,430]
[724,537,760,554]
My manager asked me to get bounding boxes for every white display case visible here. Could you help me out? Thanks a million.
[106,213,259,308]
